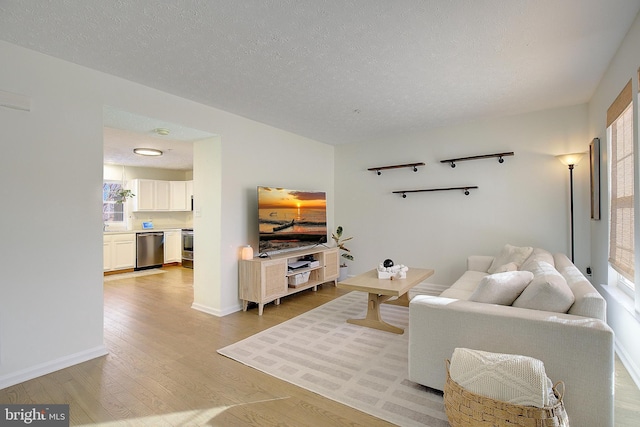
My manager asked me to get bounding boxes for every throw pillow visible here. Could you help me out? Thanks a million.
[469,271,534,305]
[520,248,554,271]
[494,262,518,273]
[512,260,575,313]
[488,244,534,274]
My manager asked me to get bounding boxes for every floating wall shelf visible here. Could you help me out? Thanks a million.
[368,162,425,175]
[440,152,514,168]
[393,186,478,198]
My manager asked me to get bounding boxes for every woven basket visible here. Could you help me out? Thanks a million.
[444,360,569,427]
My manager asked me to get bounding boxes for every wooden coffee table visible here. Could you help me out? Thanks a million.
[337,267,434,334]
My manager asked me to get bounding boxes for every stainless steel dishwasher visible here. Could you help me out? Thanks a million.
[136,232,165,270]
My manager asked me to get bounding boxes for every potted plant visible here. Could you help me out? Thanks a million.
[115,188,135,204]
[332,226,353,281]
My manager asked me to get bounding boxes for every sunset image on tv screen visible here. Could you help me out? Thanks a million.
[258,186,327,253]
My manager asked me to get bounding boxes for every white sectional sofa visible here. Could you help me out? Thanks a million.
[408,246,615,427]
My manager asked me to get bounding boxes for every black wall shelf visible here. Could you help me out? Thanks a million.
[392,186,478,198]
[368,162,425,175]
[440,152,514,168]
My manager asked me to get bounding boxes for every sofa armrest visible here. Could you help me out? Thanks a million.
[467,255,494,272]
[408,296,614,427]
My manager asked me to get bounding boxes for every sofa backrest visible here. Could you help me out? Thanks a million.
[553,253,607,321]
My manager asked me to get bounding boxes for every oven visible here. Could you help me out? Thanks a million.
[182,228,194,269]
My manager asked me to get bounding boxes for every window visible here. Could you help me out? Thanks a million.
[103,181,125,223]
[608,80,634,291]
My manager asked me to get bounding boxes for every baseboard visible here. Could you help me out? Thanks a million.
[599,284,640,389]
[0,345,108,390]
[191,302,241,317]
[615,339,640,390]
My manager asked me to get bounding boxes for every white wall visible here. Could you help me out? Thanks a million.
[335,105,590,286]
[0,42,107,387]
[587,12,640,386]
[216,113,335,314]
[0,40,334,387]
[103,164,190,182]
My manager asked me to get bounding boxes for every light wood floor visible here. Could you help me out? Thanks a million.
[1,266,639,426]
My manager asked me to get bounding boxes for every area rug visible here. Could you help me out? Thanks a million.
[218,291,449,427]
[103,269,166,282]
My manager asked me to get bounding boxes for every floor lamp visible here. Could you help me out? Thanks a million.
[556,152,586,262]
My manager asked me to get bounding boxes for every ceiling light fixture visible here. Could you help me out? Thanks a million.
[153,128,171,136]
[133,148,163,156]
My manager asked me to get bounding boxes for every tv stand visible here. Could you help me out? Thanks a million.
[239,246,340,315]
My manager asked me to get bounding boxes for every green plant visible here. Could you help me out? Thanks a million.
[115,188,135,204]
[332,226,354,266]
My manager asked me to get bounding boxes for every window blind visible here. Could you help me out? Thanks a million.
[608,80,634,282]
[607,80,632,127]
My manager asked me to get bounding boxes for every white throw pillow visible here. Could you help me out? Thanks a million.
[469,271,534,305]
[494,262,518,273]
[520,248,554,271]
[488,244,534,274]
[512,260,575,313]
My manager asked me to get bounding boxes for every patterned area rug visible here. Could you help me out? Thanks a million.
[103,269,166,282]
[218,291,449,426]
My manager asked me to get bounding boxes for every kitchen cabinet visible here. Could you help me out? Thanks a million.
[132,179,154,211]
[131,179,169,211]
[104,233,136,271]
[131,179,192,212]
[155,180,170,210]
[186,180,193,205]
[169,180,193,211]
[164,229,182,263]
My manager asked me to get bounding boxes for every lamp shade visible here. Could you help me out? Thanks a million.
[241,245,254,260]
[556,152,586,166]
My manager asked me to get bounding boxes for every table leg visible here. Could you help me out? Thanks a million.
[347,293,404,334]
[384,292,410,307]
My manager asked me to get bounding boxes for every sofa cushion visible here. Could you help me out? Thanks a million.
[469,271,534,305]
[488,244,534,274]
[440,270,488,300]
[513,260,575,313]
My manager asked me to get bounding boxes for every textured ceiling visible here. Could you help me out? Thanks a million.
[102,106,215,169]
[1,1,640,169]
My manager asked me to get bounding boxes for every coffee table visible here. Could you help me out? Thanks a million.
[337,267,434,334]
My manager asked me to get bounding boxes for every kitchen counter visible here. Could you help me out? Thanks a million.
[104,228,186,272]
[103,227,187,235]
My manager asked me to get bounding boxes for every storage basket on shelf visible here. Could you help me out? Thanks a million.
[444,351,569,427]
[288,270,310,288]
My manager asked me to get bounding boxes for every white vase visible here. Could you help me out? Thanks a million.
[339,266,348,281]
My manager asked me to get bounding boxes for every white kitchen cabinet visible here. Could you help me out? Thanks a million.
[103,238,112,271]
[186,180,193,205]
[132,179,190,212]
[154,180,170,210]
[104,233,136,271]
[164,229,182,263]
[169,181,188,211]
[133,179,155,211]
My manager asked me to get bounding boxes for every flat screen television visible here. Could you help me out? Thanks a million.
[257,186,327,255]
